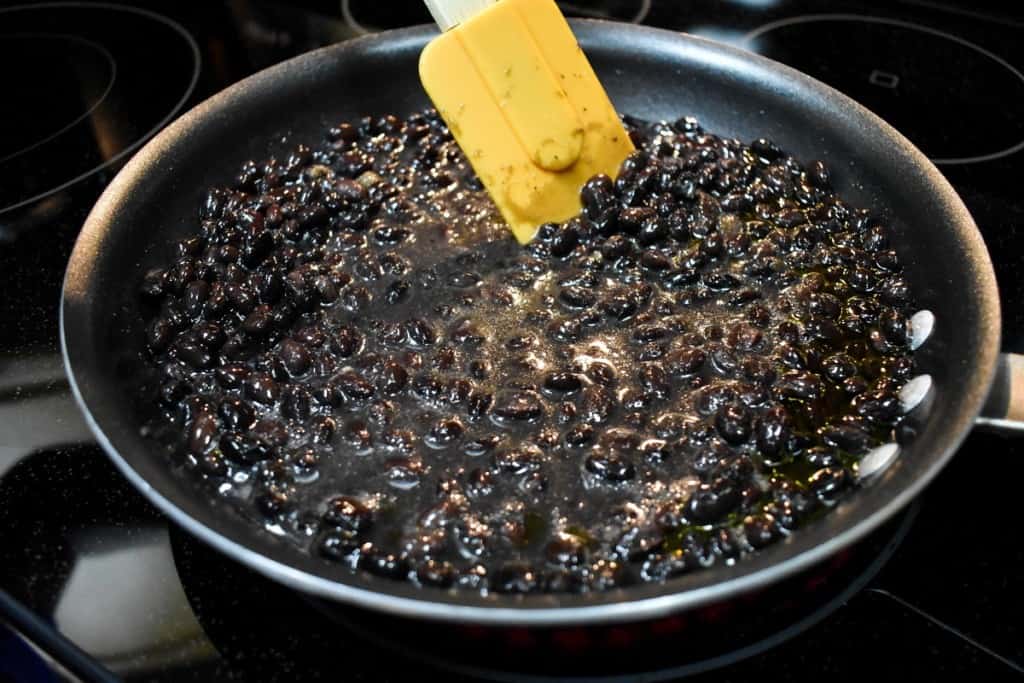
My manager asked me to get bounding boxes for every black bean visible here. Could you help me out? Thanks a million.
[183,280,209,319]
[584,449,636,483]
[560,286,596,309]
[379,322,406,347]
[638,249,671,274]
[852,390,903,424]
[339,419,372,450]
[695,384,737,415]
[638,364,671,398]
[252,419,288,449]
[547,317,582,343]
[545,536,587,568]
[774,371,824,401]
[744,513,781,549]
[686,478,742,524]
[822,352,857,382]
[224,431,271,466]
[146,318,173,352]
[447,270,481,289]
[175,339,213,369]
[519,471,549,495]
[715,404,751,445]
[322,496,373,538]
[339,285,372,312]
[317,531,360,563]
[585,361,617,385]
[617,206,654,235]
[404,318,436,347]
[381,428,416,453]
[226,283,257,314]
[703,272,741,291]
[218,397,256,430]
[426,417,464,448]
[384,279,411,305]
[492,563,539,594]
[808,466,850,504]
[373,224,410,245]
[550,224,580,258]
[493,446,543,474]
[638,216,669,245]
[709,345,739,376]
[465,468,495,499]
[875,250,901,272]
[879,308,910,347]
[446,377,472,403]
[256,482,295,518]
[270,303,297,330]
[244,373,280,405]
[335,371,375,402]
[377,361,408,395]
[281,385,312,421]
[409,374,442,405]
[359,548,409,579]
[416,560,456,588]
[194,322,225,350]
[819,423,871,454]
[628,323,664,344]
[543,372,583,396]
[799,445,838,469]
[195,447,227,476]
[599,293,639,321]
[385,456,423,489]
[450,320,486,347]
[188,411,218,455]
[601,234,633,261]
[158,379,191,409]
[640,438,672,464]
[807,160,831,188]
[579,385,616,425]
[502,335,532,353]
[756,405,792,459]
[278,339,312,376]
[305,415,334,445]
[564,424,595,448]
[665,347,706,376]
[751,138,784,161]
[242,305,274,337]
[580,174,615,219]
[492,391,544,425]
[464,434,502,456]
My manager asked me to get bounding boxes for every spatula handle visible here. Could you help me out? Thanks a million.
[423,0,497,31]
[977,353,1024,433]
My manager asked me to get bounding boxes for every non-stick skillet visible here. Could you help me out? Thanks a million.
[61,21,1024,626]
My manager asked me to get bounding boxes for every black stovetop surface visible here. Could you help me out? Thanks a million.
[0,1,1022,681]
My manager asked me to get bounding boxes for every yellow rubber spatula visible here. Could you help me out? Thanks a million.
[419,0,635,244]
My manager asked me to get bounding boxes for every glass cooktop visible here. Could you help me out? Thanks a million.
[0,1,1021,681]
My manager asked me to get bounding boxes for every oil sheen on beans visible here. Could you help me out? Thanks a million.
[138,109,916,594]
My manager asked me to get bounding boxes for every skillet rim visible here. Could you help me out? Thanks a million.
[60,21,1001,625]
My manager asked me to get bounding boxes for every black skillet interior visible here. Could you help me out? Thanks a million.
[61,22,999,624]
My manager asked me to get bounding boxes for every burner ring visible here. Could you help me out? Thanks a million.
[0,1,201,216]
[0,33,116,164]
[743,13,1024,166]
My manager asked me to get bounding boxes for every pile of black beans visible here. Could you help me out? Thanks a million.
[139,108,916,594]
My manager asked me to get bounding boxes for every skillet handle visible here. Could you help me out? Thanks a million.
[975,353,1024,434]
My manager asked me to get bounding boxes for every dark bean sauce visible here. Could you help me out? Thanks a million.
[138,109,916,594]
